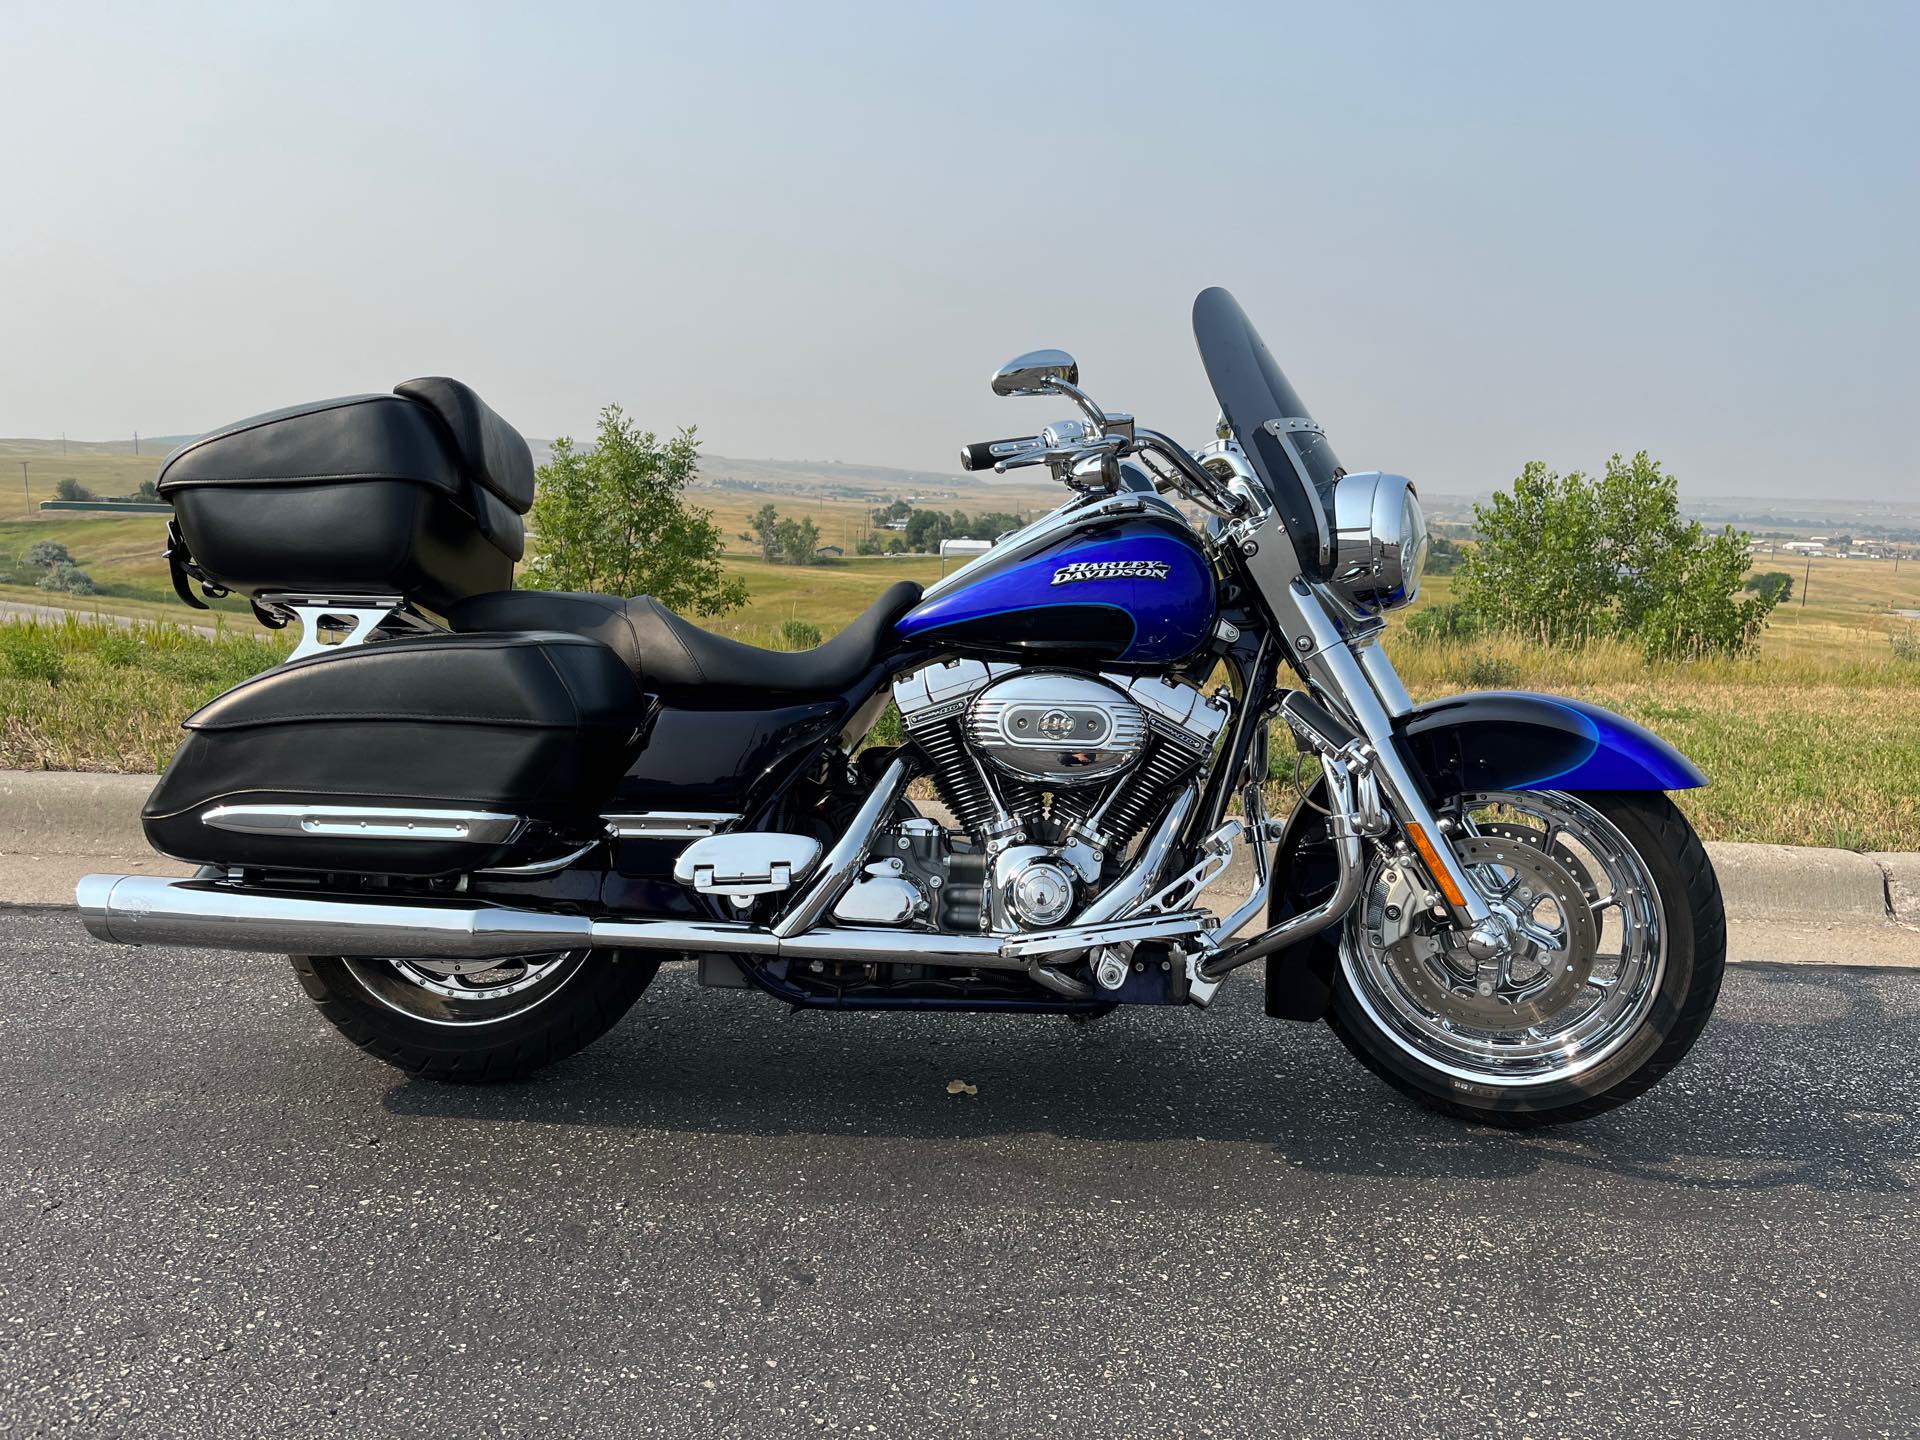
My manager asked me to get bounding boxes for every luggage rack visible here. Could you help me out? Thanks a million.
[258,593,442,662]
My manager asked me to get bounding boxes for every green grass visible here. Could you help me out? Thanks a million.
[1,616,287,772]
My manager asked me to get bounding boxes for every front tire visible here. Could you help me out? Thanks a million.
[291,949,660,1082]
[1327,790,1725,1127]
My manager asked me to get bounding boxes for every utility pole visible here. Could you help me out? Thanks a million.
[19,459,28,506]
[133,430,140,457]
[1801,555,1811,608]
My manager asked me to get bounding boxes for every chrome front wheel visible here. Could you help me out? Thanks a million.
[1327,790,1725,1125]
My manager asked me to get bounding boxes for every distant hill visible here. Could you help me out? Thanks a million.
[0,435,197,460]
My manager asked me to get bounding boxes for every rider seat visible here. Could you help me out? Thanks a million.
[444,580,922,698]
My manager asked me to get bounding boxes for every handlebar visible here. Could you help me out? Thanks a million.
[966,383,1254,520]
[959,436,1045,472]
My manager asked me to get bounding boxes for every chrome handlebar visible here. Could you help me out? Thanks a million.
[967,366,1254,518]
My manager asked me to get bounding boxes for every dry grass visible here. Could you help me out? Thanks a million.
[4,509,1918,852]
[1383,634,1920,851]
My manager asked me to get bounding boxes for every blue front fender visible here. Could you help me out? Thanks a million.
[1395,691,1707,794]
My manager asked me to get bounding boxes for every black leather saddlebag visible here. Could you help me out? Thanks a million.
[143,631,644,877]
[158,379,534,615]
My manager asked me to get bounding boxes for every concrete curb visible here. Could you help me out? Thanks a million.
[3,770,1914,965]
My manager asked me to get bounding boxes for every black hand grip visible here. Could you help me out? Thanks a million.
[960,436,1039,472]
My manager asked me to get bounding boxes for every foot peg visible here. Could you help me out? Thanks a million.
[672,833,823,907]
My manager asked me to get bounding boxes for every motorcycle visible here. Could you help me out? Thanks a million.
[76,288,1725,1125]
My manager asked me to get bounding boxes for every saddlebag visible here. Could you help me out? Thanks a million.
[157,379,534,615]
[142,630,645,877]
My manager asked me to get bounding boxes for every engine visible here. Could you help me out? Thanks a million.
[884,660,1228,932]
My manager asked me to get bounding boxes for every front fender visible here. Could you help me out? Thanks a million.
[1262,689,1703,1023]
[1396,690,1706,795]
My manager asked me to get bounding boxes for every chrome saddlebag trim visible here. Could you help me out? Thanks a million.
[199,804,526,845]
[602,811,741,839]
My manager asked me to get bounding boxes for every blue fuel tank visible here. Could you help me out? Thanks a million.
[896,511,1216,666]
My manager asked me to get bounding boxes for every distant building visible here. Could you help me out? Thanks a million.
[938,537,993,576]
[816,544,844,559]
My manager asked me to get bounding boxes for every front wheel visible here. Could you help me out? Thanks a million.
[291,949,660,1082]
[1327,790,1725,1126]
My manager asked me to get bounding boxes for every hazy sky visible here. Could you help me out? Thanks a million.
[2,2,1913,499]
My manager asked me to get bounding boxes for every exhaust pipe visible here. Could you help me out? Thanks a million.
[74,873,1026,970]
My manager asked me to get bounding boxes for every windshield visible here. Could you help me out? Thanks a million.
[1192,287,1340,577]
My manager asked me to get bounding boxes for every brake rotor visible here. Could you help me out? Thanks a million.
[1384,835,1599,1031]
[1475,820,1602,904]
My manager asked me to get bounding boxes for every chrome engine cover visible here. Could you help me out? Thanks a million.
[966,672,1147,785]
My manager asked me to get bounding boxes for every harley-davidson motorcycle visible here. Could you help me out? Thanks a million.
[76,288,1724,1125]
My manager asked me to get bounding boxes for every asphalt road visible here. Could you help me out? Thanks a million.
[1,910,1915,1439]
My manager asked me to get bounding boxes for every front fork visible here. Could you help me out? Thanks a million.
[1277,581,1495,935]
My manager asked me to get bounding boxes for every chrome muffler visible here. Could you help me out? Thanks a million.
[73,873,1030,969]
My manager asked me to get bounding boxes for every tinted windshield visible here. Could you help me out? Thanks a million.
[1192,287,1340,577]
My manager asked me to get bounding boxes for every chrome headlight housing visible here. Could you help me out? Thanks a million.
[1328,472,1428,612]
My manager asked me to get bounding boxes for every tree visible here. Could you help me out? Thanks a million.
[54,478,91,501]
[750,504,782,563]
[521,406,746,616]
[775,515,821,565]
[1744,571,1793,604]
[25,540,74,571]
[904,509,953,553]
[1457,452,1776,659]
[854,535,884,556]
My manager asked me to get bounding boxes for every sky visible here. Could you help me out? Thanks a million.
[1,2,1913,500]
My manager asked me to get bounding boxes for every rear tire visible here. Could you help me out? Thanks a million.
[291,949,660,1082]
[1326,791,1725,1127]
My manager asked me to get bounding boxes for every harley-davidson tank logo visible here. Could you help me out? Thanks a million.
[1050,560,1171,586]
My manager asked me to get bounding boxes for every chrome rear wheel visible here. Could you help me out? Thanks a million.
[292,948,661,1082]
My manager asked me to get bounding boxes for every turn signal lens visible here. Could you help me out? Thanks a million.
[1404,822,1470,909]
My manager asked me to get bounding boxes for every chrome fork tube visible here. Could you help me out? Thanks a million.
[1285,587,1491,928]
[1354,637,1413,718]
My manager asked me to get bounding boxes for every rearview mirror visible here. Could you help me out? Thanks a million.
[991,349,1079,397]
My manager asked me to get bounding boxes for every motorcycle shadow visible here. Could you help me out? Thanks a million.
[378,961,1916,1197]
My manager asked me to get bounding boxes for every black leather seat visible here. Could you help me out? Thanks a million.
[445,580,922,698]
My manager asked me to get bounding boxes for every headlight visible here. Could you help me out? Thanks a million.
[1328,472,1427,612]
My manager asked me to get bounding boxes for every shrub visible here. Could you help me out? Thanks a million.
[0,626,65,684]
[38,562,98,595]
[1458,452,1775,659]
[54,478,92,501]
[1892,625,1920,663]
[779,618,823,650]
[25,540,74,571]
[868,701,904,748]
[1744,571,1793,604]
[1402,602,1483,645]
[1462,653,1520,689]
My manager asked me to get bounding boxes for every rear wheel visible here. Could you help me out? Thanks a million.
[291,948,659,1081]
[1326,790,1724,1126]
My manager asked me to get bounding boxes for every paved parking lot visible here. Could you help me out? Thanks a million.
[1,908,1915,1438]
